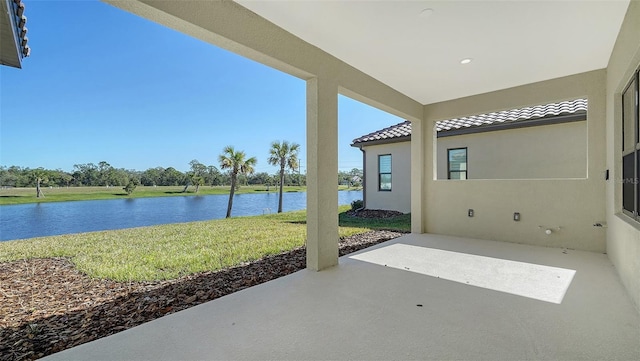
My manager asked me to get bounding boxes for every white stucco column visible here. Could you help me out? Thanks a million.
[306,77,339,271]
[410,119,425,233]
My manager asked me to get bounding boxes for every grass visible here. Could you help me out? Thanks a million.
[0,205,409,282]
[0,185,358,205]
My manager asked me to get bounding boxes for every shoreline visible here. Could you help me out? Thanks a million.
[0,185,360,206]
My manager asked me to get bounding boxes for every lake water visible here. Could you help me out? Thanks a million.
[0,190,362,242]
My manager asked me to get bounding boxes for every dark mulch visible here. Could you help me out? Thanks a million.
[346,208,405,219]
[0,230,403,361]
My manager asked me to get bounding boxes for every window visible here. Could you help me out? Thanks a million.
[448,148,467,179]
[622,68,640,219]
[378,154,391,191]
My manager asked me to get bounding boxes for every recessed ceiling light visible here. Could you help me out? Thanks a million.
[460,58,473,65]
[419,8,434,17]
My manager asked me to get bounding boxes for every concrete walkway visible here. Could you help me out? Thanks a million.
[45,234,640,360]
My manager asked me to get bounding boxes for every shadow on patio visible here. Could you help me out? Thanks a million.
[44,234,640,360]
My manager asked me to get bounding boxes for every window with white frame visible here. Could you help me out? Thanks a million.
[448,148,467,180]
[378,154,391,191]
[622,67,639,219]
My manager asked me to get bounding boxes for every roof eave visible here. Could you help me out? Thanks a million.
[437,111,586,138]
[351,135,411,147]
[0,0,23,68]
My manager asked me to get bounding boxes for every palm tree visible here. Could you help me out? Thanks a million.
[31,168,48,198]
[268,140,300,213]
[219,146,257,218]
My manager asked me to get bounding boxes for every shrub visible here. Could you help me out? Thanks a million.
[350,199,364,211]
[123,177,140,195]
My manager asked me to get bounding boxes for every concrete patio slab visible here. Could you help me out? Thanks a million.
[45,234,640,360]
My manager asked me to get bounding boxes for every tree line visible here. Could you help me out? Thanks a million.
[0,160,362,190]
[1,141,363,216]
[0,160,308,189]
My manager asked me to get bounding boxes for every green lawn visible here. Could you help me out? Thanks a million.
[0,185,359,205]
[0,206,408,282]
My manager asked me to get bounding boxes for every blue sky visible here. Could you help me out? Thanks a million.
[0,0,403,174]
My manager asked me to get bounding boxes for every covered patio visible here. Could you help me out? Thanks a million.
[45,233,640,360]
[39,1,640,358]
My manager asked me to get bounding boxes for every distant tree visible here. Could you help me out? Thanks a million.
[265,173,277,191]
[0,166,19,187]
[182,160,207,192]
[269,173,280,189]
[248,172,271,185]
[108,168,131,187]
[97,161,113,186]
[219,146,257,218]
[283,173,300,186]
[349,168,363,187]
[217,172,228,185]
[0,166,7,185]
[123,177,140,195]
[141,167,163,186]
[73,163,98,186]
[205,165,223,186]
[161,167,185,186]
[267,141,300,213]
[237,174,249,186]
[55,171,73,187]
[338,170,361,188]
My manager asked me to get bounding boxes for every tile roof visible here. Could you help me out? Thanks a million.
[351,120,412,145]
[351,98,587,146]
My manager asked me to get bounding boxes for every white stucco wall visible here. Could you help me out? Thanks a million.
[436,120,587,180]
[606,0,640,313]
[419,70,606,253]
[362,142,411,213]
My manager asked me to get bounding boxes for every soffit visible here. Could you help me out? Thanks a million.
[236,1,629,105]
[0,0,21,68]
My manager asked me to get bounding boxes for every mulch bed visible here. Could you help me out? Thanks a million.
[0,230,404,361]
[346,209,405,218]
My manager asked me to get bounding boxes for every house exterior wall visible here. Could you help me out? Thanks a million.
[436,121,587,180]
[361,119,586,213]
[606,0,640,313]
[419,70,606,253]
[362,142,411,213]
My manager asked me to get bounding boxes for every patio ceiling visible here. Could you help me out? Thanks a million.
[236,1,630,105]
